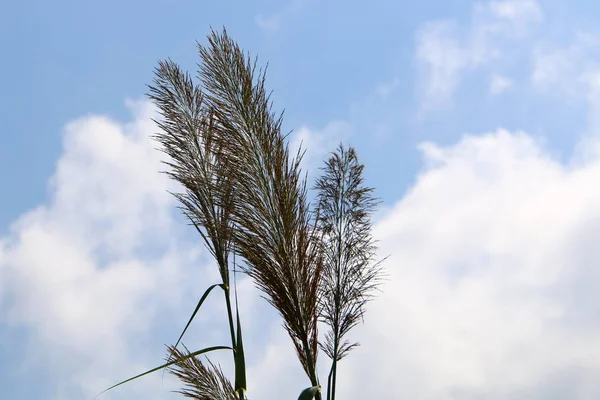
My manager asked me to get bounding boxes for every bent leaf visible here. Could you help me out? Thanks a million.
[95,345,232,398]
[161,283,226,380]
[298,385,321,400]
[173,283,226,350]
[234,306,246,394]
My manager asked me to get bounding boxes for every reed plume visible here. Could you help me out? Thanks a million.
[167,345,237,400]
[196,29,323,392]
[314,145,384,400]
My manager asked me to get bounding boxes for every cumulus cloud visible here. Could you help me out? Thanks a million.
[239,123,600,399]
[6,74,600,400]
[0,97,353,400]
[7,2,600,400]
[416,0,541,110]
[333,128,600,399]
[0,98,352,400]
[225,125,600,399]
[0,100,234,399]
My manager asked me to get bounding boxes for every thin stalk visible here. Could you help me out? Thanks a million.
[327,366,333,400]
[223,286,243,400]
[328,163,345,400]
[331,358,338,400]
[315,145,384,400]
[301,335,321,400]
[223,287,237,351]
[327,333,340,400]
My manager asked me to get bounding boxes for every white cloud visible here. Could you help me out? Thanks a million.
[489,73,513,94]
[416,0,542,110]
[416,20,475,109]
[232,125,600,399]
[0,100,222,399]
[255,0,307,33]
[255,14,282,32]
[305,128,600,399]
[6,89,600,399]
[374,77,401,100]
[488,0,542,28]
[532,32,600,100]
[0,98,352,400]
[289,120,355,173]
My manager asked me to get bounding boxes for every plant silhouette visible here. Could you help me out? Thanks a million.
[97,28,384,400]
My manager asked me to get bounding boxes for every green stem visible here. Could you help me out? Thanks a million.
[331,358,338,400]
[224,287,237,350]
[301,336,321,400]
[327,365,334,400]
[224,286,243,400]
[329,334,340,400]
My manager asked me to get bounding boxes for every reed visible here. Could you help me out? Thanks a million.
[97,28,384,400]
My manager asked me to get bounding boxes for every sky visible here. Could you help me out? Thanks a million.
[2,0,600,398]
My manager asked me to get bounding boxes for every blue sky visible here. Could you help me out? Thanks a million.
[3,0,600,398]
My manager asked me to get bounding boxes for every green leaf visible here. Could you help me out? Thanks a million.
[95,345,232,399]
[173,283,226,350]
[159,283,226,382]
[234,306,247,394]
[298,385,321,400]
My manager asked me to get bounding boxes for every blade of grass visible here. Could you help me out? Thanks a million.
[233,262,246,398]
[173,283,226,351]
[298,386,321,400]
[95,345,233,399]
[234,307,246,398]
[166,345,237,400]
[161,283,226,382]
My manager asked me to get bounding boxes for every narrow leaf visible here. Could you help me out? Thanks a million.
[95,345,233,398]
[174,283,226,350]
[160,283,227,382]
[234,307,247,393]
[298,385,321,400]
[166,345,237,400]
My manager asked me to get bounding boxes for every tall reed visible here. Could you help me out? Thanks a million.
[314,145,384,400]
[97,28,384,400]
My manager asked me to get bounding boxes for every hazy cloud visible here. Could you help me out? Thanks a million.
[255,0,307,32]
[289,120,355,174]
[489,73,513,94]
[416,0,542,110]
